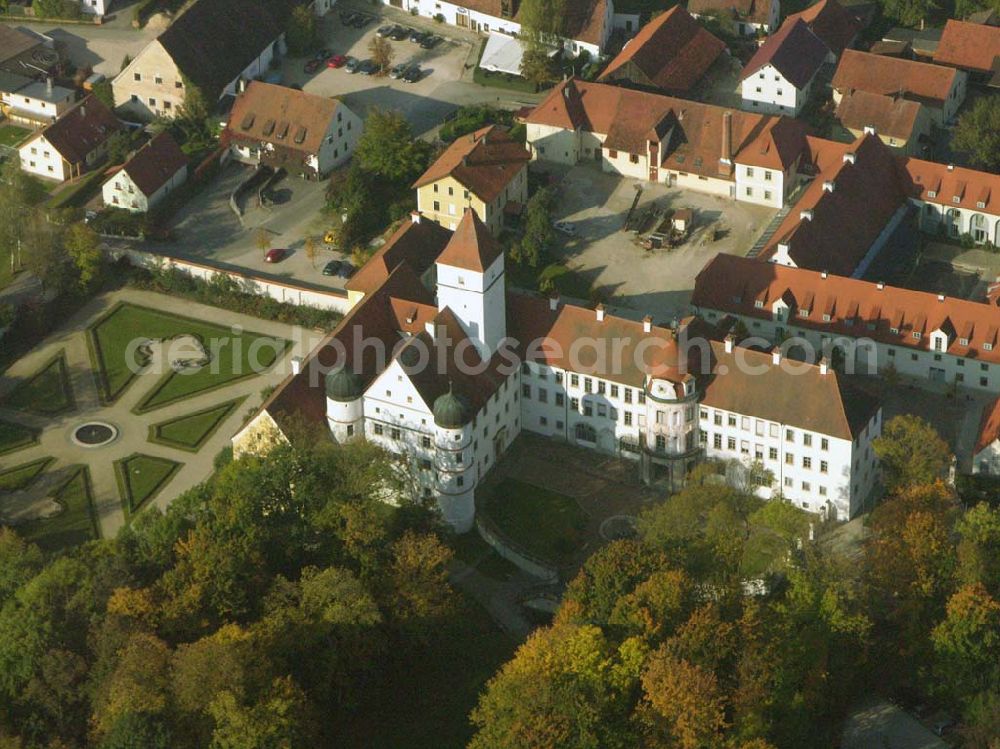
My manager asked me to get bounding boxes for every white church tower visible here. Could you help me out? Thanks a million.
[434,208,507,355]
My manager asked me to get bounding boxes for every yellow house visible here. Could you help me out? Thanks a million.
[413,125,530,236]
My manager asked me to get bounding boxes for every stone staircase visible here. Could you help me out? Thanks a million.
[746,179,812,258]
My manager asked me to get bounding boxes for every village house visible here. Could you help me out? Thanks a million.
[112,0,285,120]
[834,91,931,154]
[782,0,861,58]
[413,125,530,235]
[740,18,829,115]
[831,49,967,125]
[688,0,780,36]
[933,19,1000,87]
[597,6,727,95]
[525,78,808,208]
[224,82,361,179]
[0,77,75,128]
[17,95,121,182]
[903,158,1000,246]
[973,398,1000,475]
[101,132,188,213]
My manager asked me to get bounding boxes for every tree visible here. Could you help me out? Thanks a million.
[517,0,566,39]
[92,79,115,110]
[99,712,172,749]
[353,109,432,183]
[64,222,104,290]
[880,0,936,26]
[208,676,316,749]
[931,584,1000,704]
[302,235,318,268]
[21,214,71,293]
[369,35,394,76]
[285,5,318,56]
[957,503,1000,596]
[520,46,558,88]
[387,532,454,628]
[873,415,952,494]
[639,651,727,749]
[92,632,173,736]
[953,95,1000,173]
[0,530,43,606]
[255,227,271,259]
[512,186,556,268]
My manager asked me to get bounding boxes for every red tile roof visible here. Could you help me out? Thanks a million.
[832,49,960,106]
[935,19,1000,74]
[901,157,1000,214]
[34,95,121,165]
[345,216,452,297]
[120,132,187,197]
[562,0,610,46]
[528,79,808,176]
[741,18,829,88]
[784,0,860,55]
[413,125,529,203]
[834,90,923,141]
[975,396,1000,453]
[688,0,772,25]
[693,253,1000,368]
[598,6,726,92]
[760,133,908,276]
[227,81,346,156]
[435,208,503,272]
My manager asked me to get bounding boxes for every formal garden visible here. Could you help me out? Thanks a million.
[0,293,292,550]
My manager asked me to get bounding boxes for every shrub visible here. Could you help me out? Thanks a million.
[434,12,444,21]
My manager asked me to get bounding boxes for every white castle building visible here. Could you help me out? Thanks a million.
[235,209,882,529]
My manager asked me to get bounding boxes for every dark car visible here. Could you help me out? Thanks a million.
[376,24,394,37]
[264,248,287,263]
[344,56,360,73]
[419,34,441,49]
[337,263,356,279]
[408,28,428,43]
[303,59,321,74]
[314,48,332,60]
[389,25,409,40]
[389,61,409,79]
[351,13,371,27]
[322,260,343,276]
[358,59,378,75]
[402,65,422,83]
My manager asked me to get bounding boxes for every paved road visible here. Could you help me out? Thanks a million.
[0,287,318,540]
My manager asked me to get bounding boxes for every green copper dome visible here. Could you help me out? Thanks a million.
[433,387,470,428]
[325,366,363,402]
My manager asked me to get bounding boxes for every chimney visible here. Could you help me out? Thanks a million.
[549,292,560,311]
[823,180,836,193]
[821,270,828,279]
[80,104,86,118]
[843,152,856,165]
[410,210,421,224]
[800,209,814,221]
[719,110,733,175]
[290,356,303,375]
[643,315,652,333]
[819,357,829,375]
[772,346,781,365]
[595,303,605,322]
[876,281,885,290]
[724,334,735,353]
[937,293,945,302]
[863,126,875,135]
[46,77,52,95]
[947,164,955,172]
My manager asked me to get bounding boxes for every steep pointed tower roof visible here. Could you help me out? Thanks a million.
[435,208,503,272]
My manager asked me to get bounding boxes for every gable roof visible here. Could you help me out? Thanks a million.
[528,79,808,176]
[834,89,923,141]
[157,0,283,101]
[688,0,773,24]
[935,19,1000,74]
[413,125,529,202]
[118,132,187,196]
[702,340,879,440]
[0,26,43,68]
[435,208,503,272]
[598,6,726,92]
[741,18,829,87]
[832,49,960,105]
[901,157,1000,214]
[562,0,610,46]
[784,0,860,55]
[227,80,346,155]
[345,215,452,297]
[693,253,1000,370]
[31,95,121,164]
[975,397,1000,454]
[760,133,908,276]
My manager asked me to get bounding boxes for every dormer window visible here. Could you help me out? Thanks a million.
[912,331,921,340]
[978,201,986,209]
[890,326,899,334]
[798,309,809,318]
[986,342,994,351]
[928,190,937,198]
[754,300,764,309]
[953,196,961,204]
[960,337,970,346]
[822,314,831,322]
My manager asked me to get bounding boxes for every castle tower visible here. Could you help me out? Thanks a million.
[325,365,364,442]
[434,209,507,356]
[432,386,476,532]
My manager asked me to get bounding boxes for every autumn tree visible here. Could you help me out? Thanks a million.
[285,4,318,56]
[639,650,727,749]
[931,584,1000,704]
[254,227,271,259]
[368,34,394,76]
[953,94,1000,174]
[956,503,1000,596]
[873,415,952,493]
[302,235,318,268]
[519,46,558,89]
[64,222,104,290]
[353,108,432,183]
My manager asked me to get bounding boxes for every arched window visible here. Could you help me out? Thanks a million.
[574,423,596,443]
[945,208,961,238]
[970,213,989,244]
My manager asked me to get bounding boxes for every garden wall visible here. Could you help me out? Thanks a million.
[475,516,559,583]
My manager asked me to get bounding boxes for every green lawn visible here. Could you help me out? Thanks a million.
[18,467,99,552]
[87,303,286,411]
[0,124,30,149]
[0,457,52,492]
[148,396,246,451]
[450,529,522,582]
[2,352,75,415]
[483,478,588,565]
[0,419,38,456]
[114,453,183,517]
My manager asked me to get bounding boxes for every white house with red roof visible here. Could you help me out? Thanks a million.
[101,132,188,213]
[740,18,829,115]
[973,398,1000,474]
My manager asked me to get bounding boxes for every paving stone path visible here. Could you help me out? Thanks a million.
[0,288,314,540]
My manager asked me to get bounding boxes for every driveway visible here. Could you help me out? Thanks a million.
[35,20,159,78]
[547,165,777,321]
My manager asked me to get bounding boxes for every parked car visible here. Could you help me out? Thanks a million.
[408,28,428,43]
[337,263,356,279]
[402,65,423,83]
[322,260,343,276]
[327,54,348,68]
[376,24,395,37]
[420,34,441,49]
[345,56,360,73]
[265,248,287,263]
[389,25,409,40]
[358,59,378,75]
[303,59,321,74]
[552,221,576,236]
[351,13,372,27]
[389,61,409,79]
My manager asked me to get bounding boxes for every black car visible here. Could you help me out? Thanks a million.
[419,34,441,49]
[408,28,427,43]
[351,13,372,27]
[358,59,378,75]
[322,260,343,276]
[402,65,422,83]
[337,263,356,279]
[389,26,409,40]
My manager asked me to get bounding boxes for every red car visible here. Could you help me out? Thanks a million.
[327,54,347,68]
[264,248,287,263]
